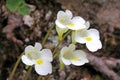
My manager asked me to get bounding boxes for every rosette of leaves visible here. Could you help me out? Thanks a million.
[6,0,29,15]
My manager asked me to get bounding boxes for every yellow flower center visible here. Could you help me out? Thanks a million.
[36,59,44,65]
[68,23,75,27]
[72,57,79,61]
[85,37,92,41]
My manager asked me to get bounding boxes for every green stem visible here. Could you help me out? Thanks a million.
[63,30,71,39]
[37,75,42,80]
[71,31,76,44]
[53,41,61,55]
[8,52,25,80]
[41,23,55,45]
[53,30,71,58]
[53,52,59,59]
[24,67,32,80]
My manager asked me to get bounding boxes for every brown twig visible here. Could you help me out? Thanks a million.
[87,53,120,80]
[103,57,120,70]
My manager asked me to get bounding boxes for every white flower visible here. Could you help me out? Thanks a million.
[75,29,102,52]
[55,10,90,40]
[60,44,89,66]
[55,10,72,40]
[23,15,34,27]
[55,10,89,30]
[21,42,53,75]
[55,9,72,28]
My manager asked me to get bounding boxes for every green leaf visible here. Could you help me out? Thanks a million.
[6,0,29,15]
[18,4,29,15]
[6,0,23,11]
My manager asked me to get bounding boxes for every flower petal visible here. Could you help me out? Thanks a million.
[57,11,65,20]
[25,45,34,54]
[75,30,88,44]
[75,36,86,44]
[67,16,86,30]
[62,45,75,59]
[69,44,75,51]
[67,23,86,30]
[35,42,42,51]
[40,49,53,62]
[21,55,34,65]
[74,50,89,62]
[55,20,67,28]
[65,9,73,19]
[86,40,102,52]
[61,57,71,65]
[35,61,52,75]
[71,60,86,66]
[72,16,85,24]
[84,21,90,29]
[60,46,68,56]
[71,50,88,66]
[88,29,100,39]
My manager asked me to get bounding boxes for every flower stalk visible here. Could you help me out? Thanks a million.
[24,66,32,80]
[42,23,55,45]
[53,30,71,56]
[8,52,25,80]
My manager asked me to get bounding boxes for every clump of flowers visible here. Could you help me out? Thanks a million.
[19,9,102,78]
[55,9,102,52]
[21,42,53,75]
